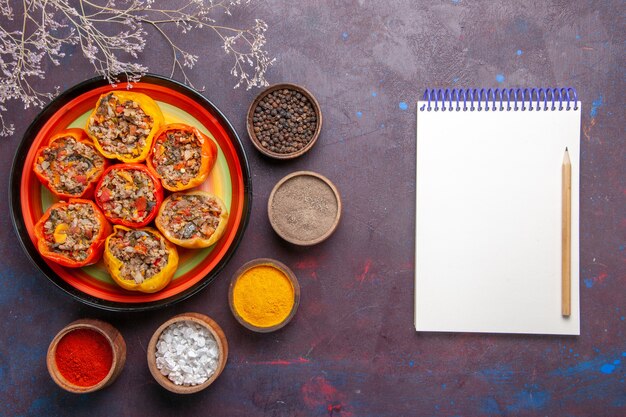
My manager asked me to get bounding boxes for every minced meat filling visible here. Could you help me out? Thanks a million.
[43,203,101,261]
[96,168,157,223]
[108,229,169,283]
[88,93,153,157]
[159,194,222,240]
[35,137,105,195]
[151,129,202,187]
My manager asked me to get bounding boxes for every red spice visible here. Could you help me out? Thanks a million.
[55,328,113,387]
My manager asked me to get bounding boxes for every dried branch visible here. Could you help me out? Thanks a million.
[0,0,275,137]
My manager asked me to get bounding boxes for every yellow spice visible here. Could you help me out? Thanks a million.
[233,265,294,328]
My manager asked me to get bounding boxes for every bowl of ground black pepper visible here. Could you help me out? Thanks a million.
[247,83,322,159]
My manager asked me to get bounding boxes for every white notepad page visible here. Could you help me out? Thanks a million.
[415,101,581,335]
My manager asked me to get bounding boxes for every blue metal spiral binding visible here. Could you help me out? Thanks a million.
[460,90,467,111]
[518,88,526,110]
[567,87,578,110]
[436,89,445,111]
[502,88,513,111]
[419,87,577,112]
[485,88,493,111]
[443,88,452,111]
[526,88,536,110]
[474,88,483,111]
[537,88,546,110]
[495,89,504,111]
[549,88,560,110]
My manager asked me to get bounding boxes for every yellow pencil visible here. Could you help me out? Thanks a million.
[562,147,571,317]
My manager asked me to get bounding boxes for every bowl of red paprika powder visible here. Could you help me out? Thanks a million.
[47,319,126,393]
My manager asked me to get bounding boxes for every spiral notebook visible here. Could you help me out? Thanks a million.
[415,88,581,335]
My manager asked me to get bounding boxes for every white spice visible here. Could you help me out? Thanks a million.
[154,320,219,386]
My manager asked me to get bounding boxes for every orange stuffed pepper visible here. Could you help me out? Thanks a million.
[103,225,178,293]
[85,91,164,163]
[146,123,217,192]
[33,128,108,200]
[155,191,229,249]
[34,199,111,268]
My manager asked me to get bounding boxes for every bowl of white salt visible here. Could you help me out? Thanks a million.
[147,312,228,394]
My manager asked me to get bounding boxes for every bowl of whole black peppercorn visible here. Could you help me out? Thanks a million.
[247,83,322,159]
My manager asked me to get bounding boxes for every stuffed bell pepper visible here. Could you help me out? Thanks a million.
[33,128,108,199]
[34,199,111,268]
[103,225,178,293]
[95,164,163,228]
[146,123,218,192]
[155,191,229,249]
[86,91,164,163]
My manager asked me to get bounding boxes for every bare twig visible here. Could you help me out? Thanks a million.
[0,0,274,137]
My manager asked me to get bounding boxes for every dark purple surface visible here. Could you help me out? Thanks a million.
[1,1,624,416]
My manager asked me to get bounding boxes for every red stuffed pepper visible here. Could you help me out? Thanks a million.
[33,199,111,268]
[94,164,163,228]
[32,128,109,199]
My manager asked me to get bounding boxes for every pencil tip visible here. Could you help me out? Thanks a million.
[565,147,568,151]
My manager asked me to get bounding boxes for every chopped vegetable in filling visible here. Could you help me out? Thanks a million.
[151,130,202,187]
[35,137,105,195]
[97,168,157,223]
[42,203,101,261]
[88,93,153,157]
[108,229,169,283]
[159,194,222,240]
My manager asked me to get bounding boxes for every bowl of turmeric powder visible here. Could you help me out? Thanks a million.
[228,258,300,333]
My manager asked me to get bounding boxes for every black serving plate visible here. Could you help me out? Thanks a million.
[9,74,252,312]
